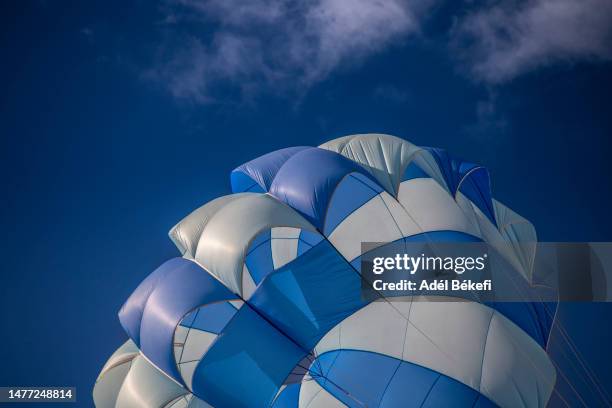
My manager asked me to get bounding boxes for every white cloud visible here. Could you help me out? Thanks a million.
[451,0,612,83]
[148,0,434,102]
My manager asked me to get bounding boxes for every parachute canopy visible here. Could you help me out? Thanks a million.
[95,134,555,408]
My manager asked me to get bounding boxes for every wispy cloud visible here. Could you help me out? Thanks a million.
[451,0,612,83]
[373,84,411,104]
[464,88,509,139]
[146,0,435,102]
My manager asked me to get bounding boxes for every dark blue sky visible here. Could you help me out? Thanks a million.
[1,1,611,406]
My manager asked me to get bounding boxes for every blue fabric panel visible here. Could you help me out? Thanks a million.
[269,148,380,230]
[323,173,382,236]
[246,233,274,285]
[192,304,305,408]
[297,230,323,256]
[249,240,367,350]
[312,350,497,408]
[379,360,439,407]
[425,147,496,226]
[457,167,497,226]
[249,229,271,250]
[229,171,265,193]
[458,160,480,177]
[473,395,498,408]
[231,146,310,192]
[425,147,462,193]
[187,301,239,334]
[350,256,362,272]
[299,229,323,247]
[271,384,300,408]
[134,258,237,384]
[420,375,480,408]
[313,350,400,408]
[118,258,176,347]
[425,147,480,194]
[403,230,483,243]
[401,161,430,181]
[179,309,197,328]
[296,239,312,257]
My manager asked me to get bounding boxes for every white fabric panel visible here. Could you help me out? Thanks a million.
[165,393,214,408]
[229,300,244,309]
[271,236,299,269]
[320,133,422,196]
[271,227,301,239]
[186,395,215,408]
[317,135,355,153]
[174,326,189,364]
[315,301,408,360]
[271,227,301,270]
[178,361,199,391]
[403,300,493,390]
[174,325,219,390]
[312,297,555,408]
[297,378,320,408]
[165,395,189,408]
[469,199,532,282]
[193,193,316,294]
[242,264,257,299]
[470,199,505,242]
[411,150,450,192]
[457,194,533,288]
[98,339,139,378]
[397,178,481,238]
[175,326,189,344]
[115,355,187,408]
[169,195,242,258]
[179,329,217,363]
[305,383,347,408]
[174,346,182,367]
[455,192,484,237]
[328,195,404,261]
[314,322,341,356]
[493,199,538,282]
[379,191,422,237]
[94,341,140,408]
[481,313,556,408]
[298,379,347,408]
[95,344,214,408]
[93,360,133,408]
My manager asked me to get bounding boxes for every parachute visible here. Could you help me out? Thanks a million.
[94,134,556,407]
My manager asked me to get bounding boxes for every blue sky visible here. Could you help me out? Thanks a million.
[1,0,612,406]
